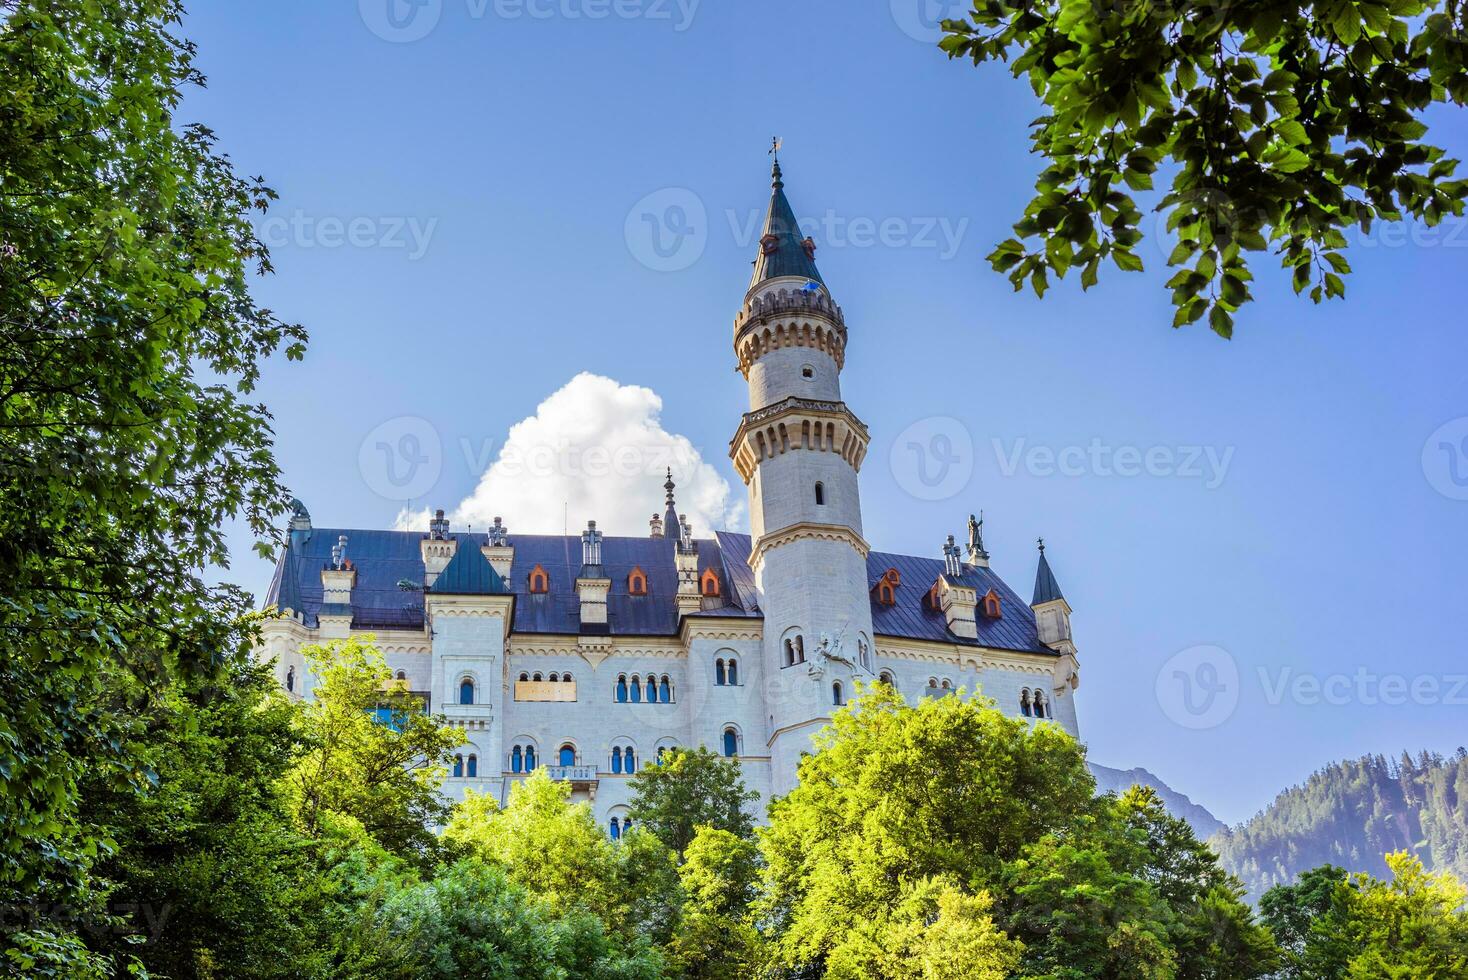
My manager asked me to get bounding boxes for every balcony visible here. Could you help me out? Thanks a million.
[544,765,599,798]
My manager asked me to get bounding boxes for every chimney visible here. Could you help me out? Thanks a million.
[481,516,514,581]
[321,534,357,605]
[938,578,979,640]
[420,508,458,588]
[649,513,664,538]
[943,534,963,578]
[576,520,611,630]
[675,514,701,615]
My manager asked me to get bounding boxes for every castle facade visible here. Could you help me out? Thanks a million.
[260,160,1081,830]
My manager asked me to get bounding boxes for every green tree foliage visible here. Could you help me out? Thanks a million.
[759,688,1275,979]
[444,770,682,946]
[377,858,666,980]
[1260,852,1468,978]
[940,0,1468,335]
[75,646,312,977]
[0,0,305,971]
[627,747,758,855]
[666,827,766,980]
[1212,749,1468,901]
[285,636,463,864]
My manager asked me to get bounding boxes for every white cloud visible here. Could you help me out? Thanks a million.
[394,373,744,538]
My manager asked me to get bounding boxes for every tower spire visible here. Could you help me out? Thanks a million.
[750,143,823,289]
[1033,537,1065,605]
[662,468,679,539]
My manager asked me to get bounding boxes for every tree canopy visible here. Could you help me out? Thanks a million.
[941,0,1468,335]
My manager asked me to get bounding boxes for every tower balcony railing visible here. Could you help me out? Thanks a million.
[734,287,845,332]
[543,765,600,798]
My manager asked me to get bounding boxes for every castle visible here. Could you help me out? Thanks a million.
[260,158,1082,831]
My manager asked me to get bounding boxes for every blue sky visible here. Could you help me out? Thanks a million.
[186,1,1468,825]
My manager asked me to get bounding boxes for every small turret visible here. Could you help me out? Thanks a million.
[1031,538,1073,651]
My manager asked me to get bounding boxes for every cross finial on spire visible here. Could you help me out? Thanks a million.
[1038,536,1045,553]
[662,468,679,540]
[769,136,783,187]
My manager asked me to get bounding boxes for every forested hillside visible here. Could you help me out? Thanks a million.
[1212,749,1468,901]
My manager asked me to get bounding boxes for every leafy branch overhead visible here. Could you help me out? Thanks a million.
[941,0,1468,336]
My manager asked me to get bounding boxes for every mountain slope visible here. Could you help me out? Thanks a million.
[1210,749,1468,901]
[1088,763,1225,837]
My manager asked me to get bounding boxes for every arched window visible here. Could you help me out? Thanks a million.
[833,682,844,705]
[814,482,825,505]
[624,747,636,772]
[727,658,738,685]
[794,635,805,663]
[645,677,658,703]
[879,670,896,689]
[783,639,794,668]
[395,669,407,681]
[512,745,523,772]
[562,672,572,682]
[459,678,475,705]
[630,675,642,703]
[616,675,628,702]
[528,564,550,594]
[700,568,721,598]
[940,678,952,690]
[715,658,726,685]
[285,666,295,692]
[532,672,543,682]
[467,754,478,778]
[982,589,1003,618]
[524,745,537,770]
[858,638,871,671]
[1033,691,1048,719]
[628,566,648,596]
[1020,690,1032,717]
[722,727,738,758]
[559,744,576,767]
[609,816,622,840]
[548,672,559,683]
[519,672,529,682]
[611,747,623,774]
[659,676,671,702]
[452,754,464,778]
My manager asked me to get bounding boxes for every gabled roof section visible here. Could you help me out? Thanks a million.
[431,539,507,596]
[749,159,824,288]
[1032,543,1065,605]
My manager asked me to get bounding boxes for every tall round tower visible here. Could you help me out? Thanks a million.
[729,154,875,794]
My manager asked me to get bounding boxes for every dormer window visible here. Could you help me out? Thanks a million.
[801,236,816,259]
[925,582,942,611]
[528,564,550,594]
[759,233,779,255]
[700,568,721,598]
[628,566,648,596]
[872,568,900,606]
[981,588,1002,619]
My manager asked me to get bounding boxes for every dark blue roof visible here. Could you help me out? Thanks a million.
[431,540,507,595]
[264,526,1053,654]
[1032,548,1065,605]
[749,161,824,288]
[713,533,1055,656]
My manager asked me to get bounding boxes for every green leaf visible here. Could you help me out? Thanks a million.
[1112,250,1144,272]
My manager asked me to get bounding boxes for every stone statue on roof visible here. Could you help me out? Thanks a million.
[966,512,989,563]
